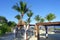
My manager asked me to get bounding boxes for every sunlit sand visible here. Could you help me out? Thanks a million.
[29,30,55,40]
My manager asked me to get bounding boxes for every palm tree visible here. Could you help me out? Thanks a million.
[13,1,28,23]
[34,15,45,38]
[45,13,56,38]
[13,1,29,40]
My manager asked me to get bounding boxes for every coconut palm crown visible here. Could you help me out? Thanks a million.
[13,1,28,18]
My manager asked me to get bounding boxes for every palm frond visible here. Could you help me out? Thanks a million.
[27,18,31,24]
[12,3,21,12]
[15,14,21,20]
[27,11,33,18]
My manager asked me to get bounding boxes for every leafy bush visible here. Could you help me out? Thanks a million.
[0,16,16,36]
[0,23,11,36]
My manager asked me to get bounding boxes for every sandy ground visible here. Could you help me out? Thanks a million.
[29,30,55,40]
[39,30,55,34]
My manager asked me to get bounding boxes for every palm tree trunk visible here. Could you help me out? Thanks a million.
[24,25,28,40]
[24,25,26,40]
[21,13,24,19]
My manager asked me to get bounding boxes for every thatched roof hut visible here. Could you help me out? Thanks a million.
[17,20,26,27]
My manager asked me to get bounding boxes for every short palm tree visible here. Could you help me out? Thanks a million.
[34,15,41,37]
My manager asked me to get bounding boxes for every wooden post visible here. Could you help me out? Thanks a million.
[45,26,48,38]
[36,24,40,40]
[34,25,37,37]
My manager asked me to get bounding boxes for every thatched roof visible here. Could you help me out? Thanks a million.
[17,20,25,26]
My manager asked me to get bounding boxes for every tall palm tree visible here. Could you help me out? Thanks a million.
[13,1,29,40]
[13,1,28,23]
[45,13,56,38]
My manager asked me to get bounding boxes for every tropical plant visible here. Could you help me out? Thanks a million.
[0,16,16,36]
[45,13,56,22]
[13,1,29,40]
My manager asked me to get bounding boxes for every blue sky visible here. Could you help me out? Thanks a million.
[0,0,60,24]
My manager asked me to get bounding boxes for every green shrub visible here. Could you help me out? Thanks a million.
[0,23,11,36]
[6,27,11,32]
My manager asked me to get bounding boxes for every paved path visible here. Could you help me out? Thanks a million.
[0,29,60,40]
